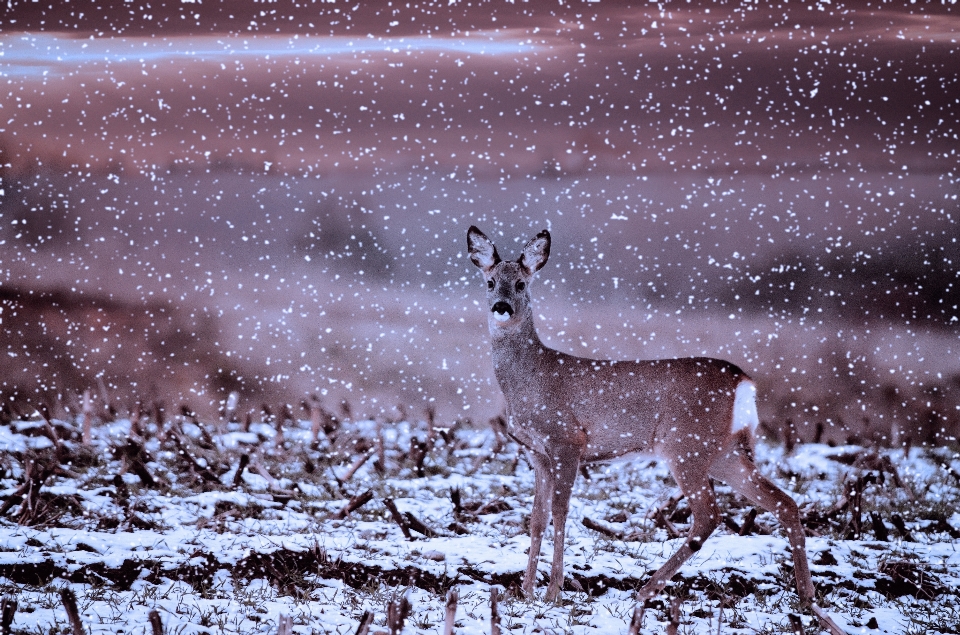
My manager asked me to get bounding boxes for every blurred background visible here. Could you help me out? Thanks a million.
[1,1,958,445]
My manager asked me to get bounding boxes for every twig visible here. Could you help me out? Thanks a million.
[375,421,387,468]
[582,516,625,539]
[811,604,849,635]
[404,511,440,538]
[870,511,889,541]
[129,403,145,438]
[251,459,279,488]
[409,437,429,478]
[275,403,293,446]
[340,448,377,482]
[890,514,914,542]
[115,438,157,487]
[59,589,85,635]
[738,508,757,536]
[443,587,458,635]
[304,395,336,446]
[334,489,374,520]
[490,586,501,635]
[383,498,413,540]
[654,507,681,540]
[167,424,219,483]
[148,610,163,635]
[81,389,93,446]
[353,611,374,635]
[941,461,960,486]
[233,454,251,488]
[1,596,17,635]
[665,595,681,635]
[646,494,683,539]
[626,603,644,635]
[386,595,410,635]
[275,614,293,635]
[451,487,463,518]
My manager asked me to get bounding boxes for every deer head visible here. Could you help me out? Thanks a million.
[467,226,550,332]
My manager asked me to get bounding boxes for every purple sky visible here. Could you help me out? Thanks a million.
[2,1,958,176]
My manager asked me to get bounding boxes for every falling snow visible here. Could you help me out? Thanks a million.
[1,2,959,634]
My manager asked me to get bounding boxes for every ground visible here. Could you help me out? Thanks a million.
[1,409,959,634]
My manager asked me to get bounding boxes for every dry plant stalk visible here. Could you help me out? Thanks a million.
[383,498,413,541]
[340,448,377,482]
[352,611,374,635]
[1,596,17,635]
[59,589,85,635]
[490,586,501,635]
[810,605,848,635]
[443,587,458,635]
[307,396,324,445]
[626,604,644,635]
[334,489,374,520]
[232,454,251,488]
[375,420,387,467]
[403,510,439,538]
[385,595,410,635]
[147,609,163,635]
[582,516,624,539]
[665,595,681,635]
[738,508,758,536]
[81,389,93,446]
[275,614,293,635]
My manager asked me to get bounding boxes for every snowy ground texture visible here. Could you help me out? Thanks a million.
[1,410,959,635]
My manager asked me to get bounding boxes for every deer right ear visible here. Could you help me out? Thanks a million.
[467,226,500,272]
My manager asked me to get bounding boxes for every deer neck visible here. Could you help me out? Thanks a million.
[490,310,545,384]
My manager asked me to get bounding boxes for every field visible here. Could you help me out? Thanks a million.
[1,405,959,634]
[2,5,959,632]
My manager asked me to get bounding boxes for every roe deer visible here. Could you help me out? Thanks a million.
[466,226,815,606]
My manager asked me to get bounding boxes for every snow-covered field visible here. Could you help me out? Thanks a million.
[1,410,958,635]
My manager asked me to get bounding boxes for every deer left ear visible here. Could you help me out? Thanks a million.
[519,229,550,274]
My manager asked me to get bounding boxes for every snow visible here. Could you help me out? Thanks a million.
[1,414,959,634]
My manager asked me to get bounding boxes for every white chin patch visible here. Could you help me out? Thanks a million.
[493,311,511,322]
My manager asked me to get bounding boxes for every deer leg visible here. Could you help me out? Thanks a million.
[637,471,720,604]
[543,456,580,602]
[710,441,814,606]
[522,453,554,598]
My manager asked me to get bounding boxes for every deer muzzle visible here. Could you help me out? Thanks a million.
[491,301,513,322]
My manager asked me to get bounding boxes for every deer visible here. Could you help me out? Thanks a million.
[466,225,815,608]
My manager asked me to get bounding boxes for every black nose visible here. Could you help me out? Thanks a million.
[492,301,513,316]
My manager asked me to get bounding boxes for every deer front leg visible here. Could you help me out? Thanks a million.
[522,453,554,598]
[543,454,581,602]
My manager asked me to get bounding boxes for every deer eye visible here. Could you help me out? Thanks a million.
[487,279,495,290]
[515,280,526,292]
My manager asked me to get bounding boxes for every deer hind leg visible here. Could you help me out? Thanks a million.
[637,468,721,604]
[522,452,554,598]
[709,433,815,606]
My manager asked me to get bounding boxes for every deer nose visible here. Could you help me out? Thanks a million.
[491,301,513,321]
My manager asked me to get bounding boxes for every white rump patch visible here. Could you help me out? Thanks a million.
[732,380,759,434]
[493,311,511,322]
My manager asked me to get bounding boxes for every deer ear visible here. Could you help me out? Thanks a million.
[519,229,550,274]
[467,226,500,272]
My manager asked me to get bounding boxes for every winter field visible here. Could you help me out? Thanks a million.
[2,4,960,634]
[1,405,959,635]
